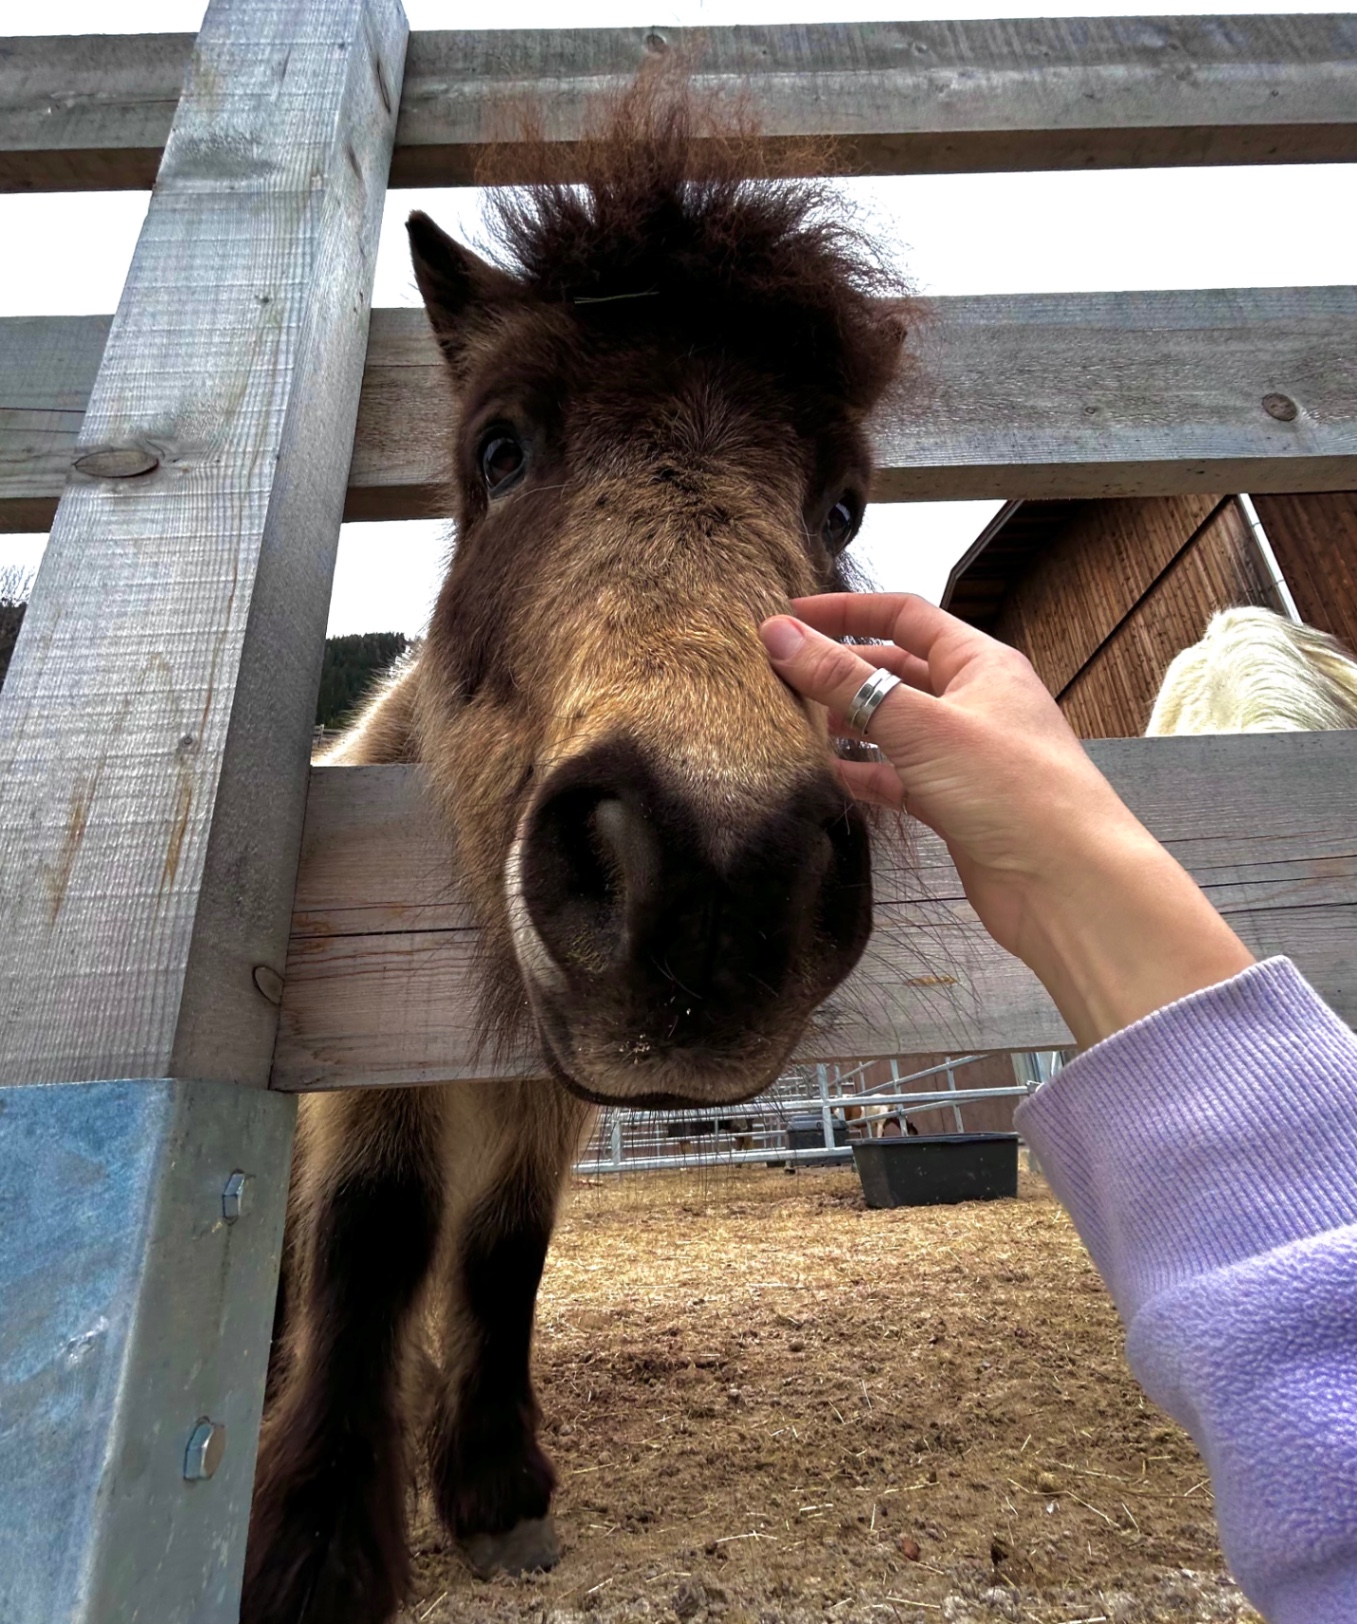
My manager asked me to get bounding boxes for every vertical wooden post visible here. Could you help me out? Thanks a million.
[0,0,408,1617]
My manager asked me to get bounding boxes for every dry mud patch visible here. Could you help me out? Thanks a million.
[404,1167,1260,1624]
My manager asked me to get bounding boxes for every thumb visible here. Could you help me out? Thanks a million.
[759,615,920,741]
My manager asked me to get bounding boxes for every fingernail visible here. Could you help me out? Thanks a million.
[760,617,807,661]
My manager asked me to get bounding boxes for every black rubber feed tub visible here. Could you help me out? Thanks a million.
[852,1133,1020,1209]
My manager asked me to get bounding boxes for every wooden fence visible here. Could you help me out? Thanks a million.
[0,7,1355,1619]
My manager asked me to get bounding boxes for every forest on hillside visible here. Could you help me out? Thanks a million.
[0,567,29,692]
[314,631,409,728]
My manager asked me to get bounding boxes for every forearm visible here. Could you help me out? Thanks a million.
[1017,960,1357,1623]
[1011,825,1256,1049]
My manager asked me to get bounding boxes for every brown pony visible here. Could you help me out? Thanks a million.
[242,78,908,1624]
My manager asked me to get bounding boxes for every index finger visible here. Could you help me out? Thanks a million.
[790,592,994,690]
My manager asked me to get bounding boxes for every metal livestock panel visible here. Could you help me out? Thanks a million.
[572,1054,1035,1174]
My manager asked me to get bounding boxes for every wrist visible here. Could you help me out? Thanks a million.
[1017,824,1256,1049]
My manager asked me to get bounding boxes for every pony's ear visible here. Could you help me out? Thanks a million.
[874,299,910,353]
[848,296,912,413]
[407,210,519,373]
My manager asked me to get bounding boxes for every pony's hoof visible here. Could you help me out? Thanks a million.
[461,1515,561,1578]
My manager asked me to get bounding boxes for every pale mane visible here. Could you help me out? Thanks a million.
[1147,607,1357,735]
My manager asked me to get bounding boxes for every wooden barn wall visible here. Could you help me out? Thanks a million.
[989,494,1220,694]
[851,1053,1020,1135]
[990,495,1284,739]
[1251,491,1357,655]
[1058,498,1282,737]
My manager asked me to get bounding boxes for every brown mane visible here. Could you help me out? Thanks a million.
[476,70,911,422]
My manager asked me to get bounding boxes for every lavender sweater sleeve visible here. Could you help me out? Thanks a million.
[1014,958,1357,1624]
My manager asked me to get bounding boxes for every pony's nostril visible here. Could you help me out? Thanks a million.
[522,786,657,972]
[590,797,637,888]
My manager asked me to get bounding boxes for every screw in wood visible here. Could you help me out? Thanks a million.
[1262,393,1299,422]
[184,1420,227,1481]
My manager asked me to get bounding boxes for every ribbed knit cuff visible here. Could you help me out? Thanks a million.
[1015,958,1357,1323]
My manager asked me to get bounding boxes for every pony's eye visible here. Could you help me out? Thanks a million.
[822,498,857,552]
[479,431,525,495]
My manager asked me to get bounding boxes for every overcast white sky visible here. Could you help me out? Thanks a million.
[3,0,1353,635]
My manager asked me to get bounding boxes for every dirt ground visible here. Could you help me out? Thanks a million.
[402,1164,1260,1624]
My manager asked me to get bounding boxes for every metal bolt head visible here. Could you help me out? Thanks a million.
[222,1170,252,1223]
[184,1420,227,1481]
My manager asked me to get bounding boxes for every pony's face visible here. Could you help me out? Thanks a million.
[406,117,907,1106]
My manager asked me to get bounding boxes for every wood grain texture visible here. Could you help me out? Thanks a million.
[991,495,1223,694]
[0,32,190,192]
[0,315,111,532]
[879,286,1357,501]
[8,284,1357,532]
[392,15,1357,183]
[272,731,1357,1090]
[1058,498,1282,737]
[1251,491,1357,655]
[7,14,1357,192]
[0,0,408,1088]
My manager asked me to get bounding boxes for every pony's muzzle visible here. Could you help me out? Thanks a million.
[508,737,872,1104]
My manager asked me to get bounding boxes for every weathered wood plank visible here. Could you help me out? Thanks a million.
[0,314,110,532]
[0,3,410,1616]
[877,286,1357,501]
[6,15,1357,193]
[7,284,1357,532]
[0,0,409,1089]
[272,730,1357,1090]
[0,33,189,192]
[393,15,1357,184]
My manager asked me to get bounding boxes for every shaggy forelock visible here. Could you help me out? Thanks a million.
[477,70,911,417]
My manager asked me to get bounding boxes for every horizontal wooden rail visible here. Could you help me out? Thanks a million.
[272,730,1357,1090]
[4,15,1357,193]
[4,285,1356,531]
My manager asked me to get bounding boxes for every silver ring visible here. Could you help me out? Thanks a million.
[845,667,902,734]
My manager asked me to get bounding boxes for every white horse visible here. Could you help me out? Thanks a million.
[1147,607,1357,735]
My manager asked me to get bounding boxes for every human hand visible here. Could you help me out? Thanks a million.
[760,594,1254,1047]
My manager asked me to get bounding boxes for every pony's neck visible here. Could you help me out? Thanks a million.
[318,653,422,765]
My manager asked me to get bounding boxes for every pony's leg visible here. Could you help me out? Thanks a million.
[425,1079,594,1577]
[242,1088,445,1624]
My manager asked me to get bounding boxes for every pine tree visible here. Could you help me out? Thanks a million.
[315,631,409,729]
[0,566,31,692]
